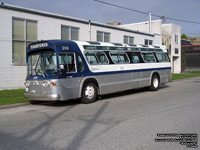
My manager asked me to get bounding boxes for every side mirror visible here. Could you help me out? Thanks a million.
[60,64,64,70]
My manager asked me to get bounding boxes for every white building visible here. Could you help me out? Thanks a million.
[0,3,180,90]
[121,20,181,73]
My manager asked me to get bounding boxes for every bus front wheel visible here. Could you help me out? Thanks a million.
[81,82,98,104]
[149,75,160,91]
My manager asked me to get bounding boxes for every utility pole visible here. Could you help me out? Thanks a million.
[89,20,91,41]
[149,10,152,34]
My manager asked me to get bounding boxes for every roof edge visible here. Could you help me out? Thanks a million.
[0,3,154,37]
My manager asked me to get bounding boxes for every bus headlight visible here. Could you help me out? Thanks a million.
[24,81,30,87]
[42,81,50,87]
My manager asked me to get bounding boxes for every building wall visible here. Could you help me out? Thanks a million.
[0,5,160,90]
[121,20,182,73]
[120,20,162,35]
[188,37,200,45]
[162,24,181,73]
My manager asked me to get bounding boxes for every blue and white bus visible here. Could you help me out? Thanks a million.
[24,40,171,103]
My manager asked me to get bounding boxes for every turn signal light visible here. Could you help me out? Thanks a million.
[51,82,56,86]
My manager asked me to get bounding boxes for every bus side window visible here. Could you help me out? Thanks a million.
[129,53,141,63]
[85,52,98,64]
[59,52,76,74]
[156,53,169,62]
[78,55,84,72]
[96,52,109,64]
[141,53,156,63]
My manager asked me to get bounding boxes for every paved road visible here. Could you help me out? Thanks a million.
[1,77,200,150]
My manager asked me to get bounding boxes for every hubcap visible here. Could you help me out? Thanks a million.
[153,78,159,88]
[85,85,95,99]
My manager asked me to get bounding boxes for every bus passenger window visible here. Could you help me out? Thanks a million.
[156,53,169,62]
[78,55,84,72]
[110,52,129,64]
[141,53,156,62]
[85,52,98,64]
[132,56,140,63]
[85,51,109,65]
[59,52,76,74]
[96,52,109,64]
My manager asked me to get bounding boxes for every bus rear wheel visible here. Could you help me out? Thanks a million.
[81,82,98,104]
[149,75,160,91]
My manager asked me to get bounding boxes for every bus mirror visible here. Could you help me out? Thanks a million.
[60,65,64,70]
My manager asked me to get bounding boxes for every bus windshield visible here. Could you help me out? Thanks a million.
[27,50,57,77]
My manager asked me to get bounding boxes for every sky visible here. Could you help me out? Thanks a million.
[2,0,200,37]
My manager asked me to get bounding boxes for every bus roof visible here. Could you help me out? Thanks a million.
[26,40,167,53]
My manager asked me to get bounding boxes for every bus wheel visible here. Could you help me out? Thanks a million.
[149,75,160,91]
[81,82,98,104]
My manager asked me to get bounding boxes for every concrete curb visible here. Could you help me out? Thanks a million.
[0,102,29,109]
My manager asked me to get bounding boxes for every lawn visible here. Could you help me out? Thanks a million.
[0,89,28,106]
[172,71,200,80]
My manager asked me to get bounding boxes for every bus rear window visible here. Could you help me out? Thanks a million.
[156,53,169,62]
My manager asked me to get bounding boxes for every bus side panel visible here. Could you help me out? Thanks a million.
[97,71,143,95]
[58,77,81,100]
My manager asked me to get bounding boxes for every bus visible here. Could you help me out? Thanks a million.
[24,40,172,103]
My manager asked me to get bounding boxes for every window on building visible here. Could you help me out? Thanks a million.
[97,31,110,42]
[12,18,37,65]
[175,48,179,54]
[124,36,134,44]
[144,39,153,45]
[61,25,79,40]
[175,35,178,44]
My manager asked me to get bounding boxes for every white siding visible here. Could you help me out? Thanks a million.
[0,5,161,90]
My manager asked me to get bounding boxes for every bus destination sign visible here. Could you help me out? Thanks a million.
[30,42,48,49]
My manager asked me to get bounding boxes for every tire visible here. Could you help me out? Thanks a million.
[149,75,160,91]
[81,82,98,104]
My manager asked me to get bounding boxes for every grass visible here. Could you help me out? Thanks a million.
[0,89,28,106]
[172,71,200,80]
[0,71,200,106]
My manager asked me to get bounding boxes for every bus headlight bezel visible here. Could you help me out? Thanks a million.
[42,81,50,87]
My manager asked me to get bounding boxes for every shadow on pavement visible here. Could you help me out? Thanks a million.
[29,84,170,107]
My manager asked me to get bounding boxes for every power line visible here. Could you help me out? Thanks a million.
[182,23,200,30]
[94,0,200,24]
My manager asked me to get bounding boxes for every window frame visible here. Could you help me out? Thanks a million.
[109,51,130,64]
[12,17,38,66]
[84,50,110,65]
[58,52,77,73]
[124,35,134,45]
[128,52,142,63]
[96,31,111,42]
[155,52,170,62]
[141,52,157,63]
[61,25,79,40]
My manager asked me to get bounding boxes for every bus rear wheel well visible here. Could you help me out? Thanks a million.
[151,72,160,80]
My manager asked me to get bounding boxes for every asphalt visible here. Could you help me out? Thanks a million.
[0,77,200,150]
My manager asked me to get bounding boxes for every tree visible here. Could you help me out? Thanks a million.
[181,34,188,40]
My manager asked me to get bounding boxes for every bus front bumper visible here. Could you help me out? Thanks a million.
[24,93,60,101]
